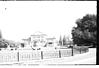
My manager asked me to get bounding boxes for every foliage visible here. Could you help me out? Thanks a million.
[0,39,8,48]
[71,14,97,47]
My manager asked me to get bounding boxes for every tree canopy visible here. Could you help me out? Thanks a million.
[71,14,97,47]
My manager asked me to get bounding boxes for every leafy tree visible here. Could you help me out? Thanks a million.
[71,14,97,48]
[0,39,8,48]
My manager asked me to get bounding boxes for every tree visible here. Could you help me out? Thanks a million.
[59,35,62,46]
[63,35,67,46]
[0,39,8,48]
[0,30,2,38]
[71,14,97,47]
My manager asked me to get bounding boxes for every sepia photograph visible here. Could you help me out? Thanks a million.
[0,1,97,65]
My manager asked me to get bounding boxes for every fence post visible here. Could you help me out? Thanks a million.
[59,50,61,58]
[71,47,73,56]
[17,51,19,62]
[41,51,43,59]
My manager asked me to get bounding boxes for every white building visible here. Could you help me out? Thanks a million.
[21,32,58,49]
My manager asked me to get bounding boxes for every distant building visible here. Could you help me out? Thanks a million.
[21,32,58,49]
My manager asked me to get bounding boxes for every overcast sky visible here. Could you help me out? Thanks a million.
[0,2,96,42]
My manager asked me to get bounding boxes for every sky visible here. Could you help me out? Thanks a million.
[0,1,96,42]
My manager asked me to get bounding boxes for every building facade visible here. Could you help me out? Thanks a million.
[21,32,58,49]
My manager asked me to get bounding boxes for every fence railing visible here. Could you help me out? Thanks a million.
[0,48,89,63]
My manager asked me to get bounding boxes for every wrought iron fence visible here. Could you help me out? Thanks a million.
[0,47,89,63]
